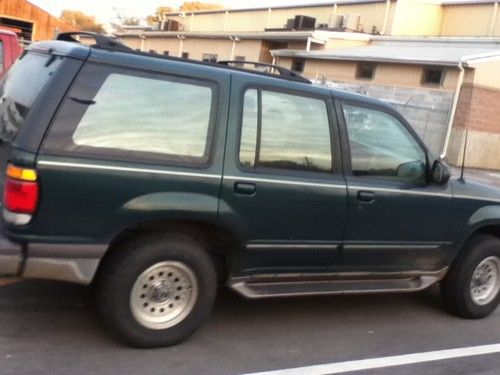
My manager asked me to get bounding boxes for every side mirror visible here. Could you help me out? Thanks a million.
[431,159,450,185]
[396,160,426,179]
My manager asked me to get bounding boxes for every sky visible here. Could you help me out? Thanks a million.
[30,0,320,24]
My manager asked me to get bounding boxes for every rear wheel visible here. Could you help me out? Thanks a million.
[96,233,217,348]
[441,234,500,319]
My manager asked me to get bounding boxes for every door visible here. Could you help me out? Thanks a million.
[337,100,453,272]
[219,75,347,274]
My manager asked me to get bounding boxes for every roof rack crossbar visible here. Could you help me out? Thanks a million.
[217,60,311,84]
[56,32,133,52]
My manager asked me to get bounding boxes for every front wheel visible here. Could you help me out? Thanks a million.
[96,233,217,348]
[441,234,500,319]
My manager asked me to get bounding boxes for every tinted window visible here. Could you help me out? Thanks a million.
[72,73,212,158]
[240,89,332,173]
[343,104,426,182]
[0,52,61,141]
[44,67,216,166]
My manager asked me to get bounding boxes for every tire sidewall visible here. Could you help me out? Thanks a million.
[455,236,500,318]
[98,235,217,347]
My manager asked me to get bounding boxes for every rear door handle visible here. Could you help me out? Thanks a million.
[357,191,375,203]
[234,182,256,195]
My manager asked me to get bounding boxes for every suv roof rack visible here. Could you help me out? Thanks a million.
[56,32,133,52]
[217,60,311,84]
[54,33,310,85]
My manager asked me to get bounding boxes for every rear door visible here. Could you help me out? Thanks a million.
[35,60,230,241]
[219,74,347,274]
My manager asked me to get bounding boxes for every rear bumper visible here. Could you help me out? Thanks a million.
[0,226,107,285]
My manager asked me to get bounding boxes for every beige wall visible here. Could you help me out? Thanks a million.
[119,36,263,61]
[268,6,333,28]
[390,0,443,36]
[441,4,494,36]
[472,60,500,90]
[279,57,461,90]
[336,2,390,34]
[164,3,391,33]
[323,38,370,49]
[161,2,500,37]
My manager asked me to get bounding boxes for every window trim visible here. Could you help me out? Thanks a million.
[355,63,376,81]
[291,58,306,73]
[336,98,430,184]
[236,84,342,178]
[41,63,220,169]
[421,67,446,86]
[202,53,218,63]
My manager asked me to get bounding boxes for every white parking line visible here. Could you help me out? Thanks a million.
[242,343,500,375]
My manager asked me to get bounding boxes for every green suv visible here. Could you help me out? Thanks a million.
[0,33,499,348]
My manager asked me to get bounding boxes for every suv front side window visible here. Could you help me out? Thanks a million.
[342,104,426,183]
[239,88,333,174]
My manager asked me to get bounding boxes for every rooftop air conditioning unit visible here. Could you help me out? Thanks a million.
[294,15,316,30]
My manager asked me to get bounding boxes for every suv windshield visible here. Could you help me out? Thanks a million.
[0,51,61,142]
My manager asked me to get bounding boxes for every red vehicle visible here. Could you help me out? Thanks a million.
[0,29,21,77]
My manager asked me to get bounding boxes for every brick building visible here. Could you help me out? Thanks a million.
[0,0,75,42]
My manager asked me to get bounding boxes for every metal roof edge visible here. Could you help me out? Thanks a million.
[272,50,463,67]
[162,0,390,17]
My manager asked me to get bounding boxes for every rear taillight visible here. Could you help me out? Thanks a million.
[3,163,38,224]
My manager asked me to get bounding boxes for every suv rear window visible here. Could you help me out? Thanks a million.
[43,65,217,166]
[0,52,62,142]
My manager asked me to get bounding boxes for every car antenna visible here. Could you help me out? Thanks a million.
[458,94,472,183]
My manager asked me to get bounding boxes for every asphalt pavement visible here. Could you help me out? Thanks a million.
[0,280,498,375]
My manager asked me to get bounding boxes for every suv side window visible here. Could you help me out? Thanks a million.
[43,65,217,166]
[342,104,426,183]
[239,89,333,173]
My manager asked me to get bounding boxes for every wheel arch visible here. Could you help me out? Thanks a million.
[95,219,243,284]
[452,222,500,265]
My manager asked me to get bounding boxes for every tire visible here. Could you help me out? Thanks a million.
[96,233,217,348]
[441,234,500,319]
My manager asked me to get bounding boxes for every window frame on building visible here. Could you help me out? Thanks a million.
[202,53,218,63]
[181,52,189,59]
[356,63,376,80]
[422,67,446,86]
[291,58,306,73]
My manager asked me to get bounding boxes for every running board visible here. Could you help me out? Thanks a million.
[228,269,448,299]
